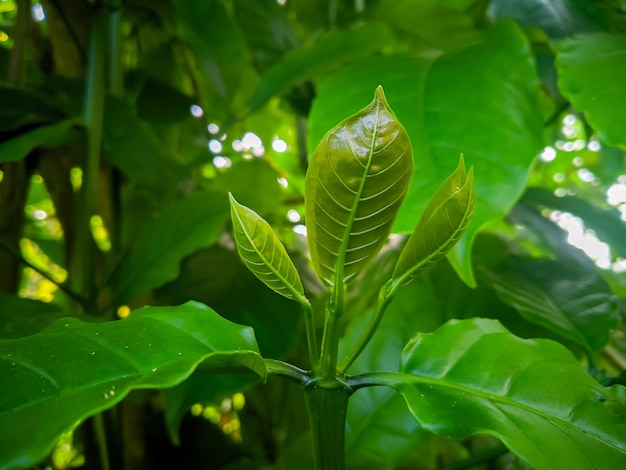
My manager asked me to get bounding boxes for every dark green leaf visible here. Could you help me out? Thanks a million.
[0,84,65,132]
[0,294,69,339]
[0,301,264,470]
[556,33,626,148]
[390,318,626,469]
[480,256,619,353]
[305,86,413,286]
[106,191,229,306]
[229,193,307,305]
[309,22,543,286]
[0,119,80,163]
[392,156,475,288]
[247,22,400,113]
[102,97,185,191]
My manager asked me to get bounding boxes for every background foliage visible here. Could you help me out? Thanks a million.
[0,0,625,468]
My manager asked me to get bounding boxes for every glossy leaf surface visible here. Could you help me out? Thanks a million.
[481,256,618,353]
[556,33,626,148]
[0,301,264,470]
[229,193,307,304]
[305,86,413,286]
[107,191,229,306]
[390,318,626,469]
[0,119,79,163]
[309,22,543,285]
[392,156,475,287]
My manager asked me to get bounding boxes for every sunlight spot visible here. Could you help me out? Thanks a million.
[553,173,565,183]
[577,168,595,183]
[287,209,301,222]
[190,104,203,117]
[550,211,611,269]
[232,140,244,151]
[293,224,307,236]
[213,156,232,169]
[272,139,288,153]
[607,183,626,206]
[540,147,556,162]
[32,3,46,22]
[208,139,222,153]
[152,367,157,372]
[0,31,8,42]
[33,209,47,220]
[70,167,82,191]
[191,404,203,416]
[572,156,583,167]
[242,132,262,150]
[207,123,220,134]
[587,140,601,152]
[277,177,288,188]
[232,393,245,410]
[90,215,111,252]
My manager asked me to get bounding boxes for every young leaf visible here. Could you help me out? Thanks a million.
[229,193,308,306]
[386,318,626,469]
[0,301,264,470]
[391,156,475,289]
[305,86,413,287]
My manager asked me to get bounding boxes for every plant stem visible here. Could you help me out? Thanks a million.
[303,304,321,373]
[74,4,107,306]
[319,304,341,376]
[264,358,309,385]
[304,379,351,470]
[338,282,393,374]
[93,413,111,470]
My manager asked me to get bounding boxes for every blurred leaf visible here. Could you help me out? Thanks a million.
[173,0,245,116]
[390,318,626,469]
[135,77,195,125]
[488,0,615,38]
[523,187,626,258]
[247,22,400,114]
[309,22,543,286]
[0,84,65,132]
[106,191,229,306]
[305,86,413,286]
[229,194,307,304]
[0,294,69,339]
[0,119,80,163]
[556,33,626,148]
[393,156,475,286]
[233,0,300,71]
[481,256,619,353]
[102,97,186,191]
[0,301,264,470]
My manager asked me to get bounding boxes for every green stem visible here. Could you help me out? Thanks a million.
[75,5,107,305]
[92,413,111,470]
[338,281,393,374]
[304,379,351,470]
[303,304,321,373]
[264,358,310,385]
[319,304,341,376]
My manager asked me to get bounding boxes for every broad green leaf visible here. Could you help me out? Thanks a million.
[556,33,626,149]
[392,156,475,288]
[102,97,186,192]
[0,294,69,339]
[305,86,413,286]
[106,191,229,307]
[389,318,626,469]
[0,301,265,470]
[309,22,543,286]
[247,22,400,114]
[229,193,307,305]
[0,119,80,163]
[480,256,619,353]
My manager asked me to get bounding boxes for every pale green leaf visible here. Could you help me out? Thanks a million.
[305,86,413,286]
[386,318,626,469]
[392,155,475,288]
[229,193,307,305]
[0,301,264,470]
[556,33,626,149]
